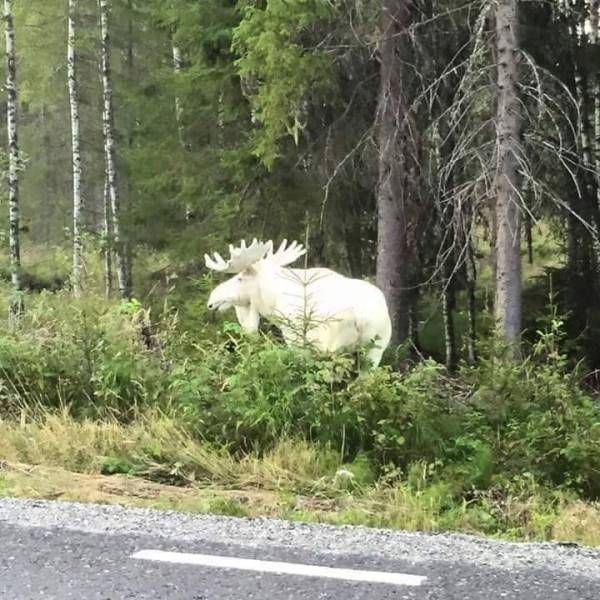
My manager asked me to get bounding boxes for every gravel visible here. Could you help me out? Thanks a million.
[1,496,599,579]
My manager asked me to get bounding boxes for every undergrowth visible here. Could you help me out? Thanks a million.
[0,286,599,544]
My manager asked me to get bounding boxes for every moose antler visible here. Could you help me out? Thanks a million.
[204,239,272,273]
[267,239,307,267]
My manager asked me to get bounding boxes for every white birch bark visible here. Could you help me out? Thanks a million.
[102,175,113,297]
[68,0,84,297]
[172,41,195,220]
[99,0,129,298]
[4,0,23,318]
[494,0,522,351]
[172,43,186,147]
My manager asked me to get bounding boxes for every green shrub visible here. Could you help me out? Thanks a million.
[1,288,600,503]
[0,292,169,418]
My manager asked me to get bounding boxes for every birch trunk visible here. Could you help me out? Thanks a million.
[441,283,456,371]
[172,43,186,147]
[375,0,414,346]
[103,175,113,297]
[99,0,129,298]
[494,0,523,351]
[172,41,195,221]
[68,0,84,297]
[4,0,23,318]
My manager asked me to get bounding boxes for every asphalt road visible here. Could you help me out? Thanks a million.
[1,498,600,599]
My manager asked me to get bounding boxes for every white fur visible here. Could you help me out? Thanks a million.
[207,251,392,368]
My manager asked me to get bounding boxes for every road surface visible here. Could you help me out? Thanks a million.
[0,497,599,599]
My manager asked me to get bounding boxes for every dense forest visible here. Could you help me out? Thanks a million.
[2,0,600,544]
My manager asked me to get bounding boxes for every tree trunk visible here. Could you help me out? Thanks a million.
[525,213,533,264]
[441,281,456,371]
[433,120,456,370]
[4,0,23,319]
[68,0,84,297]
[494,0,522,351]
[172,43,187,148]
[99,0,129,299]
[571,4,600,284]
[103,175,113,297]
[591,1,600,256]
[172,41,196,221]
[375,0,415,346]
[466,235,477,364]
[124,0,134,294]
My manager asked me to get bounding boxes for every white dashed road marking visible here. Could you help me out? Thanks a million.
[132,549,427,587]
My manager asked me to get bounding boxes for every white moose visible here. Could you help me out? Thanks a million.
[205,239,392,367]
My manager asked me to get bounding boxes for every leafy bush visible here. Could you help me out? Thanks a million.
[0,292,169,418]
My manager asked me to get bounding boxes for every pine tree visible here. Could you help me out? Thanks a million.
[375,0,415,346]
[494,0,523,351]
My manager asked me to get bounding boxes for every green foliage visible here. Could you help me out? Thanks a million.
[3,288,599,504]
[232,0,335,165]
[0,291,168,418]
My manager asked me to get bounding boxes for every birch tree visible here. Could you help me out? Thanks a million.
[68,0,83,296]
[99,0,129,298]
[171,40,195,221]
[4,0,23,318]
[375,0,415,346]
[102,174,113,297]
[172,43,186,148]
[494,0,522,350]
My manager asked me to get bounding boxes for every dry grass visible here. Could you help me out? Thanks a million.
[0,462,285,517]
[2,408,600,547]
[552,502,600,547]
[0,407,340,493]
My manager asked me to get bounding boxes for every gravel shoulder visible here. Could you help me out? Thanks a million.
[1,496,599,580]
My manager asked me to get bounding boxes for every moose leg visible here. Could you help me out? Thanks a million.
[364,345,384,369]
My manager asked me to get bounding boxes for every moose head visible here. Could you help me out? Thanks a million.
[205,239,306,331]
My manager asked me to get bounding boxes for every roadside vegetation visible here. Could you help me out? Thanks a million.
[1,247,600,548]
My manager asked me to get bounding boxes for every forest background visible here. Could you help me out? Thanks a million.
[1,0,600,546]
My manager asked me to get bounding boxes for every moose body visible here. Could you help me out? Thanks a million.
[206,240,392,367]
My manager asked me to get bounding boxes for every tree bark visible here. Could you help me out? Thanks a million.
[494,0,522,351]
[99,0,129,298]
[441,282,456,371]
[466,235,477,364]
[4,0,23,319]
[375,0,415,346]
[172,43,187,148]
[172,41,196,221]
[124,0,134,294]
[68,0,84,297]
[591,1,600,248]
[103,175,113,297]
